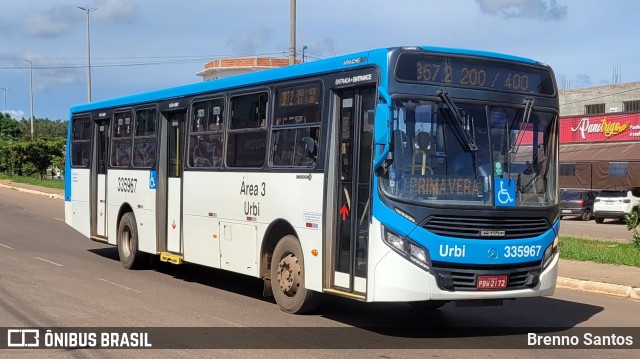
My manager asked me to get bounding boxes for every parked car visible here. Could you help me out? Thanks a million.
[560,190,598,221]
[593,188,640,223]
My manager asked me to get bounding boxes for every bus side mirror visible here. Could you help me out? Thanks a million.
[374,103,391,146]
[373,102,392,170]
[373,86,393,171]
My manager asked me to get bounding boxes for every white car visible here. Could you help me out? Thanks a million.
[593,188,640,223]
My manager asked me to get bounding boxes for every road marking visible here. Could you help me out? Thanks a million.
[99,278,143,294]
[35,257,63,267]
[53,218,64,222]
[0,243,14,249]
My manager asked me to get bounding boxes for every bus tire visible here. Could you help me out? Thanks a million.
[117,212,149,269]
[408,300,449,311]
[271,235,320,314]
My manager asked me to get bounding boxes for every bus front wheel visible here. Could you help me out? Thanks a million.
[117,212,149,269]
[271,235,320,314]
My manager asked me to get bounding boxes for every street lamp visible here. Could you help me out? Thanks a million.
[78,6,97,102]
[24,59,34,138]
[0,87,7,113]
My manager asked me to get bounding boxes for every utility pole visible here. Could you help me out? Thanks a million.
[0,87,7,112]
[289,0,296,65]
[24,59,34,138]
[78,6,97,102]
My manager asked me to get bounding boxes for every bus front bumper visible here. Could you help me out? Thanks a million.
[370,249,559,302]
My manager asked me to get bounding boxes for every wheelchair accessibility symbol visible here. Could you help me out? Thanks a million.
[494,178,515,207]
[149,170,157,190]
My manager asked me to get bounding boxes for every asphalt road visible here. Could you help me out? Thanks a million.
[1,187,639,358]
[559,216,635,241]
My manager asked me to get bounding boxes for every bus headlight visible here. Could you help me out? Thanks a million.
[543,236,559,269]
[409,243,429,269]
[382,226,431,271]
[385,229,405,252]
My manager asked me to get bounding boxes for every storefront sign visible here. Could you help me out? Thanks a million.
[560,113,640,143]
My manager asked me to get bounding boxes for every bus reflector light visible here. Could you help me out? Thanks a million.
[311,249,318,256]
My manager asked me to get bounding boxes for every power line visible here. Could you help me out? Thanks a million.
[0,52,298,70]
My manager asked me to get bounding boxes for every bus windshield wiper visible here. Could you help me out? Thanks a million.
[436,89,477,152]
[509,97,534,154]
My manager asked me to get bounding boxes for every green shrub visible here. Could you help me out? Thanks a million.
[624,204,640,250]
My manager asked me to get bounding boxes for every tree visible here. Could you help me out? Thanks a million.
[24,138,65,180]
[0,113,21,139]
[16,118,67,140]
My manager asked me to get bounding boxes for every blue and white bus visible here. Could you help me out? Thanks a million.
[65,46,560,313]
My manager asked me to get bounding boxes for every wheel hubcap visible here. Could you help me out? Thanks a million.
[277,253,301,297]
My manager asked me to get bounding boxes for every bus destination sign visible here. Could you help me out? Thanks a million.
[277,83,321,108]
[396,53,555,95]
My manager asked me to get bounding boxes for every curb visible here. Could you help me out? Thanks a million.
[557,276,640,300]
[0,183,64,200]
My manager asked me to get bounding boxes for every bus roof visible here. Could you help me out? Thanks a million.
[70,45,541,115]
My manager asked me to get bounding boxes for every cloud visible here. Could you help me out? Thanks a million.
[226,26,274,55]
[25,5,78,38]
[2,110,26,120]
[92,0,138,24]
[476,0,567,21]
[303,38,338,58]
[24,0,138,38]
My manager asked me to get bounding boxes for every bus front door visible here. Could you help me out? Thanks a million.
[330,86,376,296]
[161,111,186,255]
[92,119,109,239]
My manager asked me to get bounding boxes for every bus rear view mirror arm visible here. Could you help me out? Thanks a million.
[373,86,393,170]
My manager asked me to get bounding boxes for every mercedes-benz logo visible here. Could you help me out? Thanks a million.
[487,248,498,261]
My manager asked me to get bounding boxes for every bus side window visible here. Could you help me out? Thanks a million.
[111,111,133,168]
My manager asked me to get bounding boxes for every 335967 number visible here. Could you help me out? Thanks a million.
[503,245,541,258]
[117,177,137,193]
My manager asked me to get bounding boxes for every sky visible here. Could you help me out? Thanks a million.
[1,0,639,121]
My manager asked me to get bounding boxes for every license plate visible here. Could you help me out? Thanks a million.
[477,275,508,289]
[561,209,571,214]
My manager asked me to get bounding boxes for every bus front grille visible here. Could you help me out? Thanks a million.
[431,261,541,291]
[422,215,550,239]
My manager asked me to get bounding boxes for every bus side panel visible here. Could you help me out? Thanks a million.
[128,169,157,254]
[182,171,221,268]
[181,171,324,291]
[70,168,91,238]
[251,172,325,293]
[107,169,128,246]
[65,201,73,225]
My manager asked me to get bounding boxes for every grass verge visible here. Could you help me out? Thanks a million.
[0,174,64,190]
[559,236,640,268]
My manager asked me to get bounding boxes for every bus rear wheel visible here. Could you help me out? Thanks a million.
[117,212,149,269]
[271,235,320,314]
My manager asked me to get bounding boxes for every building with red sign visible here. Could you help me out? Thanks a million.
[559,81,640,189]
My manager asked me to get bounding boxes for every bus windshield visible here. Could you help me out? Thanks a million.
[380,98,558,207]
